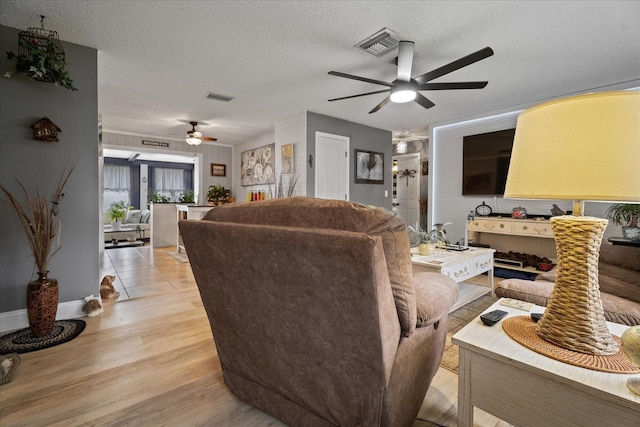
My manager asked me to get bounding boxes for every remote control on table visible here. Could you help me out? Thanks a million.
[480,309,509,326]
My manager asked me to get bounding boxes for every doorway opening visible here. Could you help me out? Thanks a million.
[100,145,203,251]
[392,153,421,229]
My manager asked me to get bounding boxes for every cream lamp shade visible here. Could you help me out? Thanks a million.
[504,91,640,204]
[502,91,640,362]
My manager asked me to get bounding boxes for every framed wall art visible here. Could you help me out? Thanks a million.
[281,143,294,173]
[241,143,275,186]
[355,149,384,184]
[211,163,226,177]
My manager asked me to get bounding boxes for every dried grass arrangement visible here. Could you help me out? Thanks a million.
[0,162,75,274]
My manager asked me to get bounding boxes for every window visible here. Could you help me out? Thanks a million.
[150,167,192,202]
[104,164,131,208]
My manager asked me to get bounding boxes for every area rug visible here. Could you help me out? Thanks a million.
[440,294,498,374]
[167,251,189,263]
[0,319,86,354]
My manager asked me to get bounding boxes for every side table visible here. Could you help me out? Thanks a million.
[452,299,640,426]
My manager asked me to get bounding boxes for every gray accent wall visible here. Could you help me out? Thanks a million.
[306,111,392,209]
[0,25,99,312]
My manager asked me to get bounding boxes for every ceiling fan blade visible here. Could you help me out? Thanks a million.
[414,47,494,85]
[418,81,489,90]
[328,89,390,102]
[397,41,414,82]
[202,136,218,141]
[369,96,391,114]
[328,71,392,87]
[413,93,436,110]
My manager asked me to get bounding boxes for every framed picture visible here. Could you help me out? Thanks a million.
[211,163,226,177]
[281,143,294,173]
[241,143,275,186]
[355,149,384,184]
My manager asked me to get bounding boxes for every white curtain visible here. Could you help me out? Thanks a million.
[104,165,131,208]
[153,168,184,200]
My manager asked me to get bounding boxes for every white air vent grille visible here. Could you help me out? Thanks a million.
[356,28,402,56]
[204,92,233,102]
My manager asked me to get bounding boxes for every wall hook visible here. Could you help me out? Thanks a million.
[308,154,313,168]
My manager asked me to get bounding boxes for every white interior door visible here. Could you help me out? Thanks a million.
[315,132,349,200]
[393,154,420,228]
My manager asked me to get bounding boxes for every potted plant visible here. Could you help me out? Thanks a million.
[207,185,233,205]
[108,200,129,231]
[148,191,171,204]
[605,203,640,241]
[0,163,75,337]
[4,16,77,91]
[179,189,195,204]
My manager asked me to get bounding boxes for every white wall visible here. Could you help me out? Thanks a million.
[232,113,307,201]
[275,113,306,197]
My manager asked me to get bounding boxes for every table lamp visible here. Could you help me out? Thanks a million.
[504,91,640,356]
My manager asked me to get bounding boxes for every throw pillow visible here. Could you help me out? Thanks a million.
[140,210,151,223]
[125,210,142,224]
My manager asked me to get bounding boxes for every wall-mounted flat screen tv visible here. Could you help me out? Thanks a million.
[462,128,516,196]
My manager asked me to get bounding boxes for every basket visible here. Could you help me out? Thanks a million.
[0,353,21,385]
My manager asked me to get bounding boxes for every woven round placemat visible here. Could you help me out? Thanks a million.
[503,316,639,374]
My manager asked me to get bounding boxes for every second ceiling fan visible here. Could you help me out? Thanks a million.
[328,42,494,113]
[185,121,217,145]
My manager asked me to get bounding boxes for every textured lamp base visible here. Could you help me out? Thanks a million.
[536,216,618,355]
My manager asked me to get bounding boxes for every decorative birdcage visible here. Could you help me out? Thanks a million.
[6,16,77,91]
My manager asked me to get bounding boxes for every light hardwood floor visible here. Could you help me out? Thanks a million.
[0,246,510,426]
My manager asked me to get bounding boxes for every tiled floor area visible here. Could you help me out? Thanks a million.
[99,245,196,300]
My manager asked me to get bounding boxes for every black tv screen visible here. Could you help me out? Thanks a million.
[462,128,516,196]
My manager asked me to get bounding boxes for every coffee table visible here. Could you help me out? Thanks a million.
[452,299,640,426]
[104,226,145,249]
[411,247,495,291]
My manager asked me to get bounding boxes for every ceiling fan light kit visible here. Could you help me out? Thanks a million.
[186,135,201,146]
[390,82,417,103]
[329,40,493,113]
[185,121,217,145]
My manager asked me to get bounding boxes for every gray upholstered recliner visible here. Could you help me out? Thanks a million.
[179,197,458,426]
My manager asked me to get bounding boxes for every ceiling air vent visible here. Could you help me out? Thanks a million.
[204,92,234,102]
[356,28,402,56]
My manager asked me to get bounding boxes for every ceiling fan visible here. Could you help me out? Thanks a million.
[328,42,494,113]
[185,121,217,145]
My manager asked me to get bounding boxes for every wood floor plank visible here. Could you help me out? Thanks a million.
[0,246,510,426]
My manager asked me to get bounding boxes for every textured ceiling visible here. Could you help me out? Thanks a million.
[1,1,639,145]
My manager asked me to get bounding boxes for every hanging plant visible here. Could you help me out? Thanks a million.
[4,16,77,91]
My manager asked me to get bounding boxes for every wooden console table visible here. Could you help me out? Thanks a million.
[453,299,639,426]
[465,216,556,275]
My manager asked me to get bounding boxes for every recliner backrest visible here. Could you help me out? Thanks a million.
[202,197,417,336]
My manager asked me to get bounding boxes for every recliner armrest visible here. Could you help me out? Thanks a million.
[413,272,459,328]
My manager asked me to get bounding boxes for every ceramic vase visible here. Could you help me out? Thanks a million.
[418,243,435,256]
[27,272,59,337]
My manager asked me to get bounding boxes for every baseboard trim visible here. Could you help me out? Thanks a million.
[0,300,85,334]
